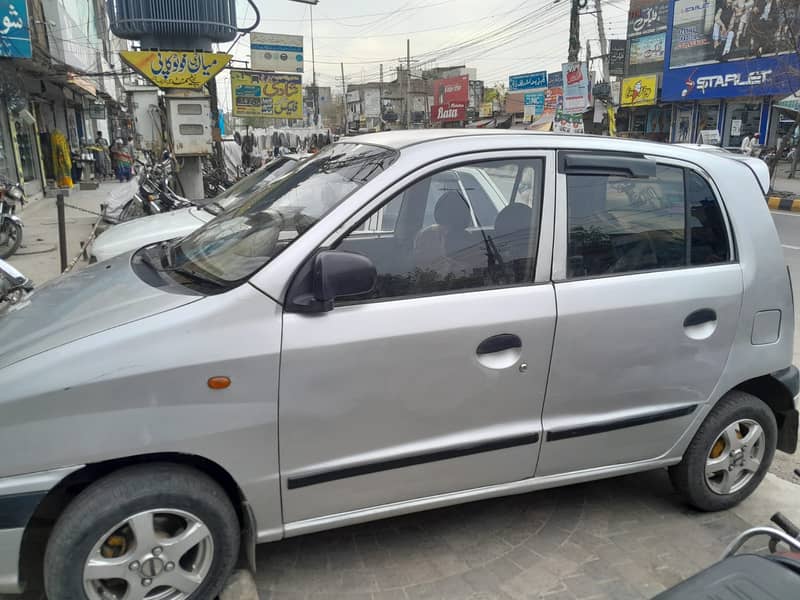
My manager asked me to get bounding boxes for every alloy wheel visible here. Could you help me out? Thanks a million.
[704,418,765,495]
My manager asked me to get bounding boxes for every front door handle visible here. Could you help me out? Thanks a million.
[477,334,522,355]
[684,309,717,328]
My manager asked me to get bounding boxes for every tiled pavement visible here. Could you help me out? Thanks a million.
[251,470,797,599]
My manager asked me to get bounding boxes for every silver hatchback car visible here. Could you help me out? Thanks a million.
[0,131,797,600]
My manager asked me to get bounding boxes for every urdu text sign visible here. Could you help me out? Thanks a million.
[120,51,231,89]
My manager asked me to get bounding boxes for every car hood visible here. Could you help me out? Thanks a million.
[91,207,211,262]
[0,253,200,370]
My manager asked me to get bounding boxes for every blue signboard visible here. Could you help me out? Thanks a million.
[662,54,800,101]
[509,71,547,92]
[524,91,546,115]
[0,1,32,59]
[662,0,800,101]
[547,71,563,89]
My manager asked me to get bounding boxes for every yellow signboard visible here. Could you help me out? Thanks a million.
[230,70,302,119]
[621,75,658,107]
[479,102,493,118]
[120,51,231,89]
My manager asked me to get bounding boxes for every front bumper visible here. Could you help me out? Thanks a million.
[0,466,81,594]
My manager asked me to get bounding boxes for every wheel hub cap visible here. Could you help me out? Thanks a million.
[83,509,214,600]
[704,418,765,496]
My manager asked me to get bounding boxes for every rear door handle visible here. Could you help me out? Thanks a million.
[684,309,717,328]
[477,334,522,355]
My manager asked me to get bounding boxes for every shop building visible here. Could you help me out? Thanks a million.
[662,0,800,147]
[0,0,127,198]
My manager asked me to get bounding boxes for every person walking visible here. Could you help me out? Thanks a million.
[93,131,110,180]
[113,137,134,182]
[788,124,800,178]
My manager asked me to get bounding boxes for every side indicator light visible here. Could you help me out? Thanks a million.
[208,376,231,390]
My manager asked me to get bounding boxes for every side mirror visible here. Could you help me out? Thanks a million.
[290,250,377,313]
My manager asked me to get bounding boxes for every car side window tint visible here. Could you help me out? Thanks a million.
[686,170,731,265]
[336,158,545,301]
[567,165,686,278]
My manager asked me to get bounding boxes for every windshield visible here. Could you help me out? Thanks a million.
[172,143,397,284]
[199,156,302,212]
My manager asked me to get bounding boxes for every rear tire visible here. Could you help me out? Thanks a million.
[0,220,22,258]
[44,464,240,600]
[669,391,777,511]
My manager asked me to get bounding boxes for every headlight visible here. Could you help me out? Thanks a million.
[7,186,23,201]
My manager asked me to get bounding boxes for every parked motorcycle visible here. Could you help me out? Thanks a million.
[0,174,24,258]
[0,257,33,309]
[655,469,800,598]
[108,158,192,224]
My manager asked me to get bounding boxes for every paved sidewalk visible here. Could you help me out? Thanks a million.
[5,180,136,284]
[252,471,799,600]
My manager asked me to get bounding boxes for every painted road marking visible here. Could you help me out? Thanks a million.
[771,210,800,217]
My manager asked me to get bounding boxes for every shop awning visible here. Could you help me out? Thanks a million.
[775,93,800,114]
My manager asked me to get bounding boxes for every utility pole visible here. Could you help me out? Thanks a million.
[594,0,609,81]
[379,63,384,122]
[568,0,581,63]
[310,4,319,126]
[340,62,347,133]
[406,39,411,129]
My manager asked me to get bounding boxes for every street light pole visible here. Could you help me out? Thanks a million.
[310,4,319,126]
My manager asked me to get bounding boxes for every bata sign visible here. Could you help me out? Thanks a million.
[431,75,469,123]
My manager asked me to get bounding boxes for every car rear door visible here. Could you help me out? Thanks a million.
[278,151,557,523]
[537,152,743,476]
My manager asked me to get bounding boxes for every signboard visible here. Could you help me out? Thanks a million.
[479,102,493,118]
[700,129,721,145]
[524,91,546,114]
[662,53,800,100]
[250,33,304,73]
[609,40,627,76]
[469,79,484,110]
[621,75,658,106]
[432,75,469,123]
[529,86,563,131]
[674,105,693,142]
[669,0,799,69]
[553,110,584,134]
[509,71,547,92]
[120,51,231,89]
[346,90,360,104]
[561,62,590,114]
[364,88,381,118]
[628,32,665,66]
[88,102,106,120]
[230,70,302,119]
[548,71,563,89]
[0,0,31,58]
[627,0,669,37]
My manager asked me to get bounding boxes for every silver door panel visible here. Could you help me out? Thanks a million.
[539,264,743,476]
[279,285,556,522]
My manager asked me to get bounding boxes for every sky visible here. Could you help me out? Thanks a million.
[216,0,632,112]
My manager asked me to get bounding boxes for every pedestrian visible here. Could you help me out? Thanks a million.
[788,123,800,178]
[112,137,133,182]
[93,130,110,180]
[740,132,754,155]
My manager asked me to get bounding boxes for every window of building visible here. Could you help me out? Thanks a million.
[724,102,761,148]
[336,158,545,301]
[566,164,730,278]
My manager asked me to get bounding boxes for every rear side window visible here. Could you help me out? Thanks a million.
[567,165,730,278]
[686,171,731,265]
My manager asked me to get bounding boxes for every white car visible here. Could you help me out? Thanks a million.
[89,155,305,263]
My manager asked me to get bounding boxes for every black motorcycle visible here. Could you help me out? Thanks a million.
[0,174,24,258]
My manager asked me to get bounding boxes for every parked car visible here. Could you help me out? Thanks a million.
[89,154,307,263]
[0,131,796,600]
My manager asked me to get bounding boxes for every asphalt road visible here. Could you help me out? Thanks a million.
[770,209,800,485]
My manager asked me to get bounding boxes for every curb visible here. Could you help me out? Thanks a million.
[767,196,800,212]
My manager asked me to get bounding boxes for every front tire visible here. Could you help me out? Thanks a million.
[0,220,22,258]
[44,464,240,600]
[669,391,777,512]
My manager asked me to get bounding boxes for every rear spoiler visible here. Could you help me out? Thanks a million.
[730,156,770,195]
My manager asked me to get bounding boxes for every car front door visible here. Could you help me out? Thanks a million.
[278,152,557,523]
[537,152,742,476]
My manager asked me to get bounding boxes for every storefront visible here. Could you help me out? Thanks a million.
[662,0,800,148]
[616,73,672,142]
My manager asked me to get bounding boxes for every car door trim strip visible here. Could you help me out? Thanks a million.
[286,432,540,490]
[545,405,698,442]
[0,491,47,529]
